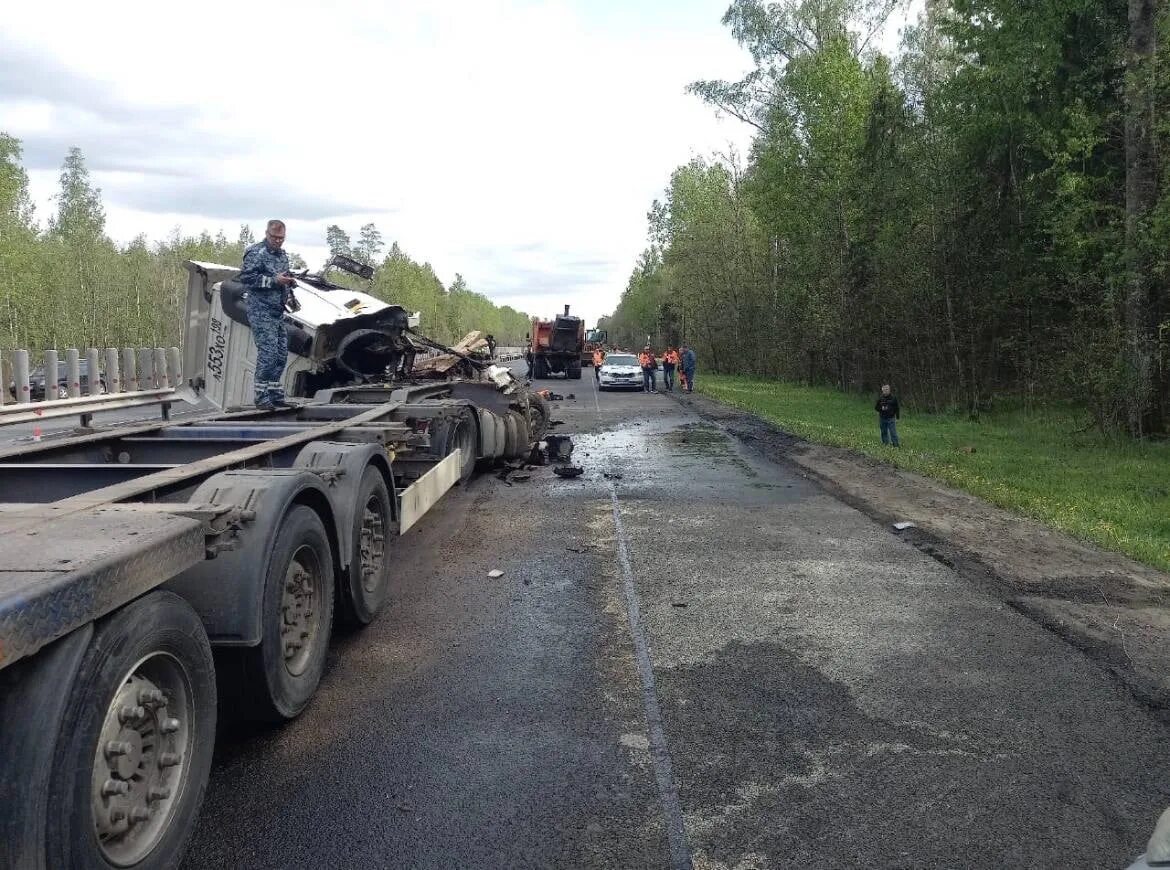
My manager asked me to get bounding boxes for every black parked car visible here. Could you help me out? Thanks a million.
[8,359,106,401]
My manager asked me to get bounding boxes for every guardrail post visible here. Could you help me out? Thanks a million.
[86,348,101,395]
[65,348,81,398]
[167,347,182,389]
[154,347,169,389]
[137,348,154,391]
[105,348,121,393]
[43,349,58,402]
[14,350,30,403]
[122,348,138,392]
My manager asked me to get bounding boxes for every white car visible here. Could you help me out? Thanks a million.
[597,353,643,391]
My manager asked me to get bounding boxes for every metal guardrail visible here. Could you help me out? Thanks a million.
[0,346,182,429]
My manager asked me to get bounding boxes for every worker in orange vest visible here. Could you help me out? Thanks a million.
[592,347,605,382]
[662,347,680,392]
[638,346,658,393]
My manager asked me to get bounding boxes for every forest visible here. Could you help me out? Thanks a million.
[603,0,1170,436]
[0,137,532,357]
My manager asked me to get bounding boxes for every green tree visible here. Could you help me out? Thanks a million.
[353,222,383,265]
[325,224,351,258]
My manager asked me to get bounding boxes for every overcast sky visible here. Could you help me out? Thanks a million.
[3,0,920,327]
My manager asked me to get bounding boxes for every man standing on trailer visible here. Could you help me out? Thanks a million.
[239,219,296,409]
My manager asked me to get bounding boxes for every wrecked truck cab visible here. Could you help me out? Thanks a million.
[181,259,422,411]
[180,259,547,445]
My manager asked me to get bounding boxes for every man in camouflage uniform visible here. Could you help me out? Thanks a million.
[238,219,296,408]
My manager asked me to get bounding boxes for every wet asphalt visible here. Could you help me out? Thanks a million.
[182,366,1170,869]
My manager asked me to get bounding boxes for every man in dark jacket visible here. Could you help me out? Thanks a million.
[680,346,696,393]
[239,219,296,409]
[875,384,900,447]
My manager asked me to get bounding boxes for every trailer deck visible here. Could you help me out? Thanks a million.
[0,387,455,671]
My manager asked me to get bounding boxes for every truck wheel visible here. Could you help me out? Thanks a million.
[46,591,216,870]
[242,505,335,721]
[433,409,477,484]
[338,466,393,629]
[526,393,550,442]
[568,360,583,380]
[503,410,530,459]
[533,356,547,379]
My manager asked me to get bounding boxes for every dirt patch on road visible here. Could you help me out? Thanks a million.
[674,392,1170,715]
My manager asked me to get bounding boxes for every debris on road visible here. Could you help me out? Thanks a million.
[671,601,688,608]
[511,473,531,482]
[553,465,584,479]
[893,521,917,531]
[603,471,623,480]
[548,420,566,428]
[487,569,505,578]
[545,435,574,462]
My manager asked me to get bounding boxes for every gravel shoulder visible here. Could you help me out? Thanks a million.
[674,391,1170,715]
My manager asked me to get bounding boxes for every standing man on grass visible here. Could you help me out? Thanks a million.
[240,219,296,409]
[875,384,901,447]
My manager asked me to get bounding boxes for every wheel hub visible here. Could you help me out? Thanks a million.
[281,547,321,676]
[359,495,387,594]
[91,660,190,866]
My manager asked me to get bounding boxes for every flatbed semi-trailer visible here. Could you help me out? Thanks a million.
[0,261,542,869]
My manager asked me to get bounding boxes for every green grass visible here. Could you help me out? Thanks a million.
[699,375,1170,573]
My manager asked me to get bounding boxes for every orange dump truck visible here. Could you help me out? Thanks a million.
[528,305,585,379]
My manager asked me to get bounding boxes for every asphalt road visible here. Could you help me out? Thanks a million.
[182,365,1170,869]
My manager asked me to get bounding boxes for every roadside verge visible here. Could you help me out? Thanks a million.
[671,391,1170,716]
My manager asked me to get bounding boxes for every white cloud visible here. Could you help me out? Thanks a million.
[4,0,756,326]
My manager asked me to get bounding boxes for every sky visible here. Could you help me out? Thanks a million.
[2,0,922,328]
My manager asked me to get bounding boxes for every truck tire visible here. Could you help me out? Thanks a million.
[503,410,530,459]
[568,359,583,380]
[338,466,393,629]
[239,505,335,721]
[502,412,519,459]
[46,591,216,870]
[533,356,547,379]
[432,408,477,484]
[475,408,506,470]
[526,393,550,442]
